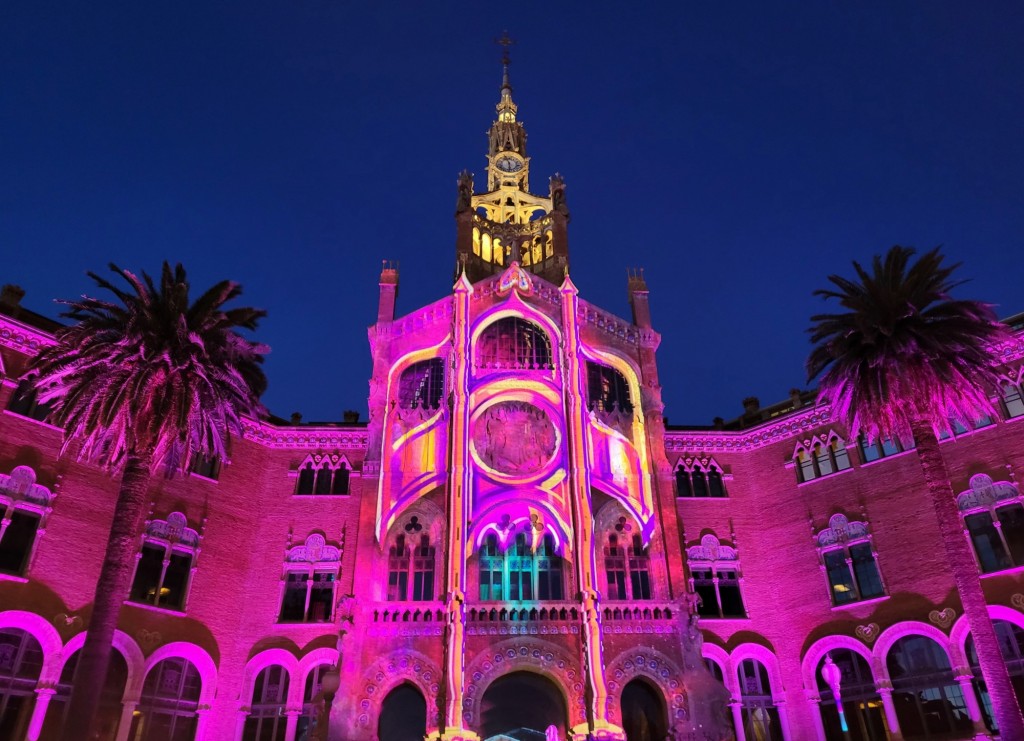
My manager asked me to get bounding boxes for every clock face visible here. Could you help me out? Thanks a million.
[496,155,523,173]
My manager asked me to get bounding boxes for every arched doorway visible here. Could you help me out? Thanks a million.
[621,678,667,741]
[480,671,567,740]
[378,683,427,741]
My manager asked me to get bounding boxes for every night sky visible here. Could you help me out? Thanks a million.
[3,3,1022,427]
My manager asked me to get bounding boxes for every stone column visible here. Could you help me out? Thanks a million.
[729,700,746,741]
[805,694,827,741]
[114,699,138,741]
[234,709,249,741]
[876,686,903,740]
[195,707,212,741]
[26,686,55,741]
[284,707,302,741]
[955,673,993,739]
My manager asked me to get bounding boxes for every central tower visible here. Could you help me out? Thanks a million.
[455,40,570,285]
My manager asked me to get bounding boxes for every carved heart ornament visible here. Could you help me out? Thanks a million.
[855,623,880,644]
[52,613,82,633]
[1012,593,1024,612]
[137,629,162,650]
[929,608,957,630]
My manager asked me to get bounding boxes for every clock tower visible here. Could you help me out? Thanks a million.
[455,38,571,285]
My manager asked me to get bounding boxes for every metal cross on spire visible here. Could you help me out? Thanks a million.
[495,30,516,67]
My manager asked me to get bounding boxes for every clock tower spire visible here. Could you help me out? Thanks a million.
[454,35,571,285]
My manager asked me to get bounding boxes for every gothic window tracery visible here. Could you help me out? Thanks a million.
[243,665,289,741]
[957,474,1024,573]
[686,534,745,619]
[814,514,885,605]
[586,362,633,414]
[602,513,652,601]
[476,317,552,370]
[128,511,201,612]
[886,635,972,738]
[477,531,564,602]
[1001,375,1024,419]
[386,518,436,602]
[398,358,445,410]
[0,628,43,738]
[6,376,52,423]
[129,657,202,740]
[794,432,851,483]
[675,456,727,498]
[814,650,885,740]
[0,465,53,577]
[280,533,341,622]
[295,454,351,496]
[297,664,332,738]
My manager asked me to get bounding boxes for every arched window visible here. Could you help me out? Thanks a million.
[586,363,633,414]
[816,650,886,741]
[675,457,727,498]
[0,465,54,577]
[795,434,852,482]
[886,635,972,738]
[42,650,128,740]
[6,376,52,422]
[387,519,437,602]
[129,512,200,612]
[295,454,351,496]
[243,665,289,741]
[477,317,552,370]
[628,534,652,600]
[966,620,1024,733]
[0,628,43,740]
[398,358,446,410]
[687,535,745,618]
[815,514,885,605]
[738,659,782,741]
[297,663,332,739]
[621,679,667,741]
[379,684,427,741]
[477,530,565,602]
[280,534,341,623]
[129,657,202,740]
[957,474,1024,573]
[1001,379,1024,419]
[858,433,915,463]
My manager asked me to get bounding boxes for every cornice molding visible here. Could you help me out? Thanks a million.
[0,315,56,355]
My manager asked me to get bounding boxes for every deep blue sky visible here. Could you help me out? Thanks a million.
[3,2,1022,426]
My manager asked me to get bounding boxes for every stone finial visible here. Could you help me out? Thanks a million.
[342,410,359,424]
[290,412,303,425]
[742,396,760,415]
[0,284,25,314]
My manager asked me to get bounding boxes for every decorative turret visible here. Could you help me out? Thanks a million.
[454,34,570,285]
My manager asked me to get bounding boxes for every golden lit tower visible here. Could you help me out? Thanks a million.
[455,35,570,284]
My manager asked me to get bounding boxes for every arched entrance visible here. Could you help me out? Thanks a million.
[378,683,427,741]
[621,678,668,741]
[480,671,567,740]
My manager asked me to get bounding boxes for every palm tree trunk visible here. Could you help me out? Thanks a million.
[60,449,153,741]
[910,418,1024,737]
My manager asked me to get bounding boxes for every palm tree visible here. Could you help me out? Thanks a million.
[30,263,268,741]
[807,245,1024,737]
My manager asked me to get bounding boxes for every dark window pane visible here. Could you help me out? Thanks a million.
[691,470,708,498]
[0,511,39,575]
[398,358,445,409]
[997,504,1024,567]
[586,363,632,413]
[280,573,307,622]
[966,513,1011,573]
[825,550,856,604]
[859,437,881,463]
[308,573,334,621]
[851,543,885,599]
[693,570,720,618]
[332,466,350,495]
[718,570,745,617]
[676,470,693,498]
[297,464,315,495]
[129,545,165,604]
[159,552,192,610]
[7,378,52,422]
[708,469,726,497]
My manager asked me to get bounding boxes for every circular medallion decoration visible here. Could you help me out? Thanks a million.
[472,401,557,476]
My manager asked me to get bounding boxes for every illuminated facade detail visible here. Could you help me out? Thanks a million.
[957,474,1024,574]
[4,51,1024,741]
[128,511,203,612]
[793,431,852,482]
[813,514,885,606]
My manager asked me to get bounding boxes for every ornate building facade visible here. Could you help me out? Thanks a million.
[1,59,1024,741]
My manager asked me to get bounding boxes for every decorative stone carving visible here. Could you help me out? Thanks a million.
[146,512,199,548]
[929,607,956,630]
[52,613,82,635]
[855,623,880,644]
[286,533,341,564]
[685,534,738,563]
[355,651,442,729]
[956,474,1019,511]
[1011,593,1024,611]
[137,629,162,650]
[815,514,870,547]
[605,648,688,727]
[0,465,53,507]
[472,401,557,476]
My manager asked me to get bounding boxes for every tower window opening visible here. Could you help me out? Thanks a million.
[586,363,633,414]
[398,358,445,410]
